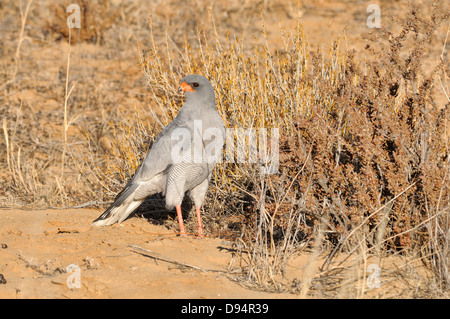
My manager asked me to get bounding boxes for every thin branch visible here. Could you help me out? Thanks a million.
[129,244,241,274]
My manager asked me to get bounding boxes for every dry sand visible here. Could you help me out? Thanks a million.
[0,208,297,298]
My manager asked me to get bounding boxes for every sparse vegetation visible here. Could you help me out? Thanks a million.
[0,0,448,297]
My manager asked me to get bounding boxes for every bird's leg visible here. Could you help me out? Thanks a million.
[196,206,205,238]
[176,205,187,237]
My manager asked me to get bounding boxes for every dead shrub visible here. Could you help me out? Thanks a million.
[45,0,121,43]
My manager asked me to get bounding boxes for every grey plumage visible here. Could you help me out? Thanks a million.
[93,75,225,233]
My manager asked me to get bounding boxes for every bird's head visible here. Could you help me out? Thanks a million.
[178,74,215,101]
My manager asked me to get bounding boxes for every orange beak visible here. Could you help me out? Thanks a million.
[179,82,195,92]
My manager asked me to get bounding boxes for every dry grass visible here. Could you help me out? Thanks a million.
[0,0,449,297]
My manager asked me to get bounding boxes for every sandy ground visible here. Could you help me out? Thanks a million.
[0,208,300,298]
[0,209,431,299]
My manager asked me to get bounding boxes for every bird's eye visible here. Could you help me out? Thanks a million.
[192,82,199,88]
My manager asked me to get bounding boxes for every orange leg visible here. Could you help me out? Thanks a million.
[176,205,187,237]
[196,206,205,238]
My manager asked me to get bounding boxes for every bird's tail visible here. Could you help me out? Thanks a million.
[92,183,143,226]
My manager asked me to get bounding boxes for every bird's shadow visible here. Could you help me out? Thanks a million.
[127,193,193,226]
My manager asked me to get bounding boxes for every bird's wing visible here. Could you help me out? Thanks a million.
[131,117,188,183]
[92,118,189,226]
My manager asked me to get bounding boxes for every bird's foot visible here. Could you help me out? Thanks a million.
[179,231,189,238]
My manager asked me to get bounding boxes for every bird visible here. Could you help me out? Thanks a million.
[92,74,226,237]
